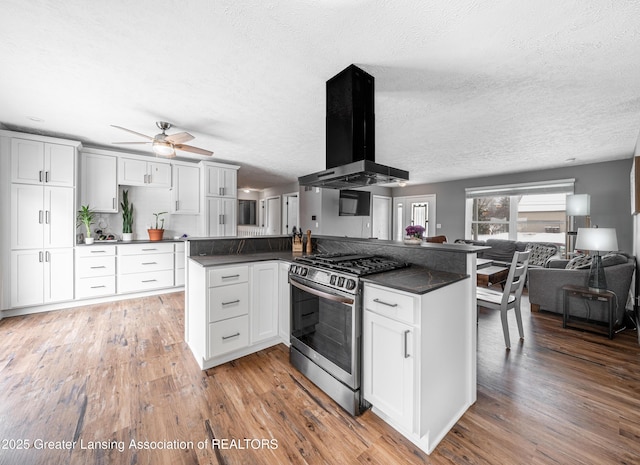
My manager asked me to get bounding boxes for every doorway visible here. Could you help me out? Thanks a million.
[282,192,299,234]
[265,196,282,235]
[372,195,392,240]
[393,194,437,241]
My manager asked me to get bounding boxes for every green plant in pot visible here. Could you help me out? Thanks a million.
[148,211,167,241]
[77,205,96,244]
[120,190,134,241]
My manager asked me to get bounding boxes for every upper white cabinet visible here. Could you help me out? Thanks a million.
[118,157,171,187]
[11,138,75,187]
[80,149,118,212]
[205,164,237,197]
[171,163,200,214]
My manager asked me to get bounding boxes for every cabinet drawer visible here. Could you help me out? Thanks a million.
[76,256,116,278]
[117,243,174,255]
[117,270,174,294]
[364,285,417,324]
[119,252,174,274]
[208,282,249,322]
[208,315,249,357]
[76,276,116,299]
[76,245,116,257]
[208,265,249,287]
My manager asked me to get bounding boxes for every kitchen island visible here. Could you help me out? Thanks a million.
[184,235,483,455]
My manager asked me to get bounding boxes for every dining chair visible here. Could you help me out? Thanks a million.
[476,250,530,349]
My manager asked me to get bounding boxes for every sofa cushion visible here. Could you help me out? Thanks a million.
[566,254,592,270]
[601,252,629,267]
[484,239,517,262]
[525,243,557,267]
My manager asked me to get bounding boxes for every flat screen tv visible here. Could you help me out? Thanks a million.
[339,190,371,216]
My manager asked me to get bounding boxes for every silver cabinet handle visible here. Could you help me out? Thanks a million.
[142,262,157,265]
[45,171,50,183]
[39,170,43,182]
[45,251,50,262]
[219,214,224,224]
[404,330,410,358]
[175,200,179,210]
[142,279,157,283]
[45,210,50,224]
[90,266,106,269]
[39,251,43,262]
[222,332,240,340]
[90,250,106,253]
[373,298,398,308]
[38,210,43,224]
[142,248,157,251]
[221,299,240,306]
[221,274,240,279]
[91,285,106,289]
[219,187,223,196]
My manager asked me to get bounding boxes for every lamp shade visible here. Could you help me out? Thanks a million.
[575,228,618,252]
[566,194,590,216]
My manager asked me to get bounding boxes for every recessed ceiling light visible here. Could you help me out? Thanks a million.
[27,116,44,122]
[398,182,407,187]
[243,189,251,193]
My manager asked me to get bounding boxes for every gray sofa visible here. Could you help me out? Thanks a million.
[528,253,635,325]
[455,238,559,268]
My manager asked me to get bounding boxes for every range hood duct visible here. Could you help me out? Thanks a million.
[298,65,409,189]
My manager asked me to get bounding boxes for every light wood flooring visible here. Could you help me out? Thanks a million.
[1,292,639,464]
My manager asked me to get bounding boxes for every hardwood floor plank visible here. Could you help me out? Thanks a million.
[1,291,640,464]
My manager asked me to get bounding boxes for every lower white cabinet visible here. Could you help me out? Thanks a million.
[10,248,74,307]
[175,242,185,286]
[75,245,116,299]
[187,259,286,369]
[117,243,175,294]
[362,280,475,455]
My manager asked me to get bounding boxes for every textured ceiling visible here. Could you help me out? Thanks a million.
[1,0,640,190]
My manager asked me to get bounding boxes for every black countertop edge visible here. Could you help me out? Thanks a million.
[189,251,303,267]
[312,235,487,254]
[361,266,469,295]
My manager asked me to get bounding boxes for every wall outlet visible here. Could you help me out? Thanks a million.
[436,223,442,229]
[315,222,319,228]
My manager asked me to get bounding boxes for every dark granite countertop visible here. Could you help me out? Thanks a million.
[189,251,303,267]
[361,266,469,295]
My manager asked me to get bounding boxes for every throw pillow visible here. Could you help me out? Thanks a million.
[601,252,628,267]
[565,254,592,270]
[525,243,557,266]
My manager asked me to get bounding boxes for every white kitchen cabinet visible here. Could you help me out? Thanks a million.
[363,308,415,432]
[171,163,200,214]
[207,197,237,237]
[11,184,75,250]
[204,164,237,197]
[11,138,75,187]
[75,245,116,299]
[250,261,279,344]
[174,242,185,286]
[80,150,118,212]
[117,242,175,294]
[278,262,291,345]
[118,156,171,187]
[10,248,74,307]
[362,279,474,455]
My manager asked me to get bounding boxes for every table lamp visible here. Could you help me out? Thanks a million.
[574,227,618,291]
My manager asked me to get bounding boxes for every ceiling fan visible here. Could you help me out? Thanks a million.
[111,121,213,157]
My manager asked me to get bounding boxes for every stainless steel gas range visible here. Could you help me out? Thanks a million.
[288,253,407,415]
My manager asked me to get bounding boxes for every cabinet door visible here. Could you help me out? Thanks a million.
[10,250,44,307]
[207,198,236,236]
[11,138,44,184]
[11,184,44,250]
[362,310,415,431]
[44,143,75,187]
[221,198,237,236]
[118,157,147,186]
[250,262,279,343]
[220,168,237,197]
[44,187,75,248]
[148,162,172,187]
[44,248,74,303]
[81,152,117,212]
[172,164,200,214]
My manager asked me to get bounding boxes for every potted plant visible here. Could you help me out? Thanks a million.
[148,211,167,241]
[404,224,425,245]
[77,205,96,244]
[120,189,134,241]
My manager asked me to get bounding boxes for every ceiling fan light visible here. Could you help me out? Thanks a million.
[152,140,175,157]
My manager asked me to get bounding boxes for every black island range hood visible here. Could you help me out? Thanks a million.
[298,65,409,189]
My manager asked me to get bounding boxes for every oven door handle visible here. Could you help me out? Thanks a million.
[290,278,355,305]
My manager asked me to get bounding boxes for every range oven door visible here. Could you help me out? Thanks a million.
[289,276,360,389]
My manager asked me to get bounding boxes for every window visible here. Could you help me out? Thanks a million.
[466,179,574,247]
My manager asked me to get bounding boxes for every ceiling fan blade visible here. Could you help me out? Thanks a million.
[111,125,154,140]
[112,141,151,145]
[175,144,213,156]
[165,132,194,144]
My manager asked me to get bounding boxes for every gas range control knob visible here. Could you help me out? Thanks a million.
[345,279,356,290]
[337,277,345,288]
[300,267,308,277]
[329,275,337,285]
[291,265,298,274]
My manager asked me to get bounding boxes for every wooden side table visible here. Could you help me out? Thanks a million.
[562,285,616,339]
